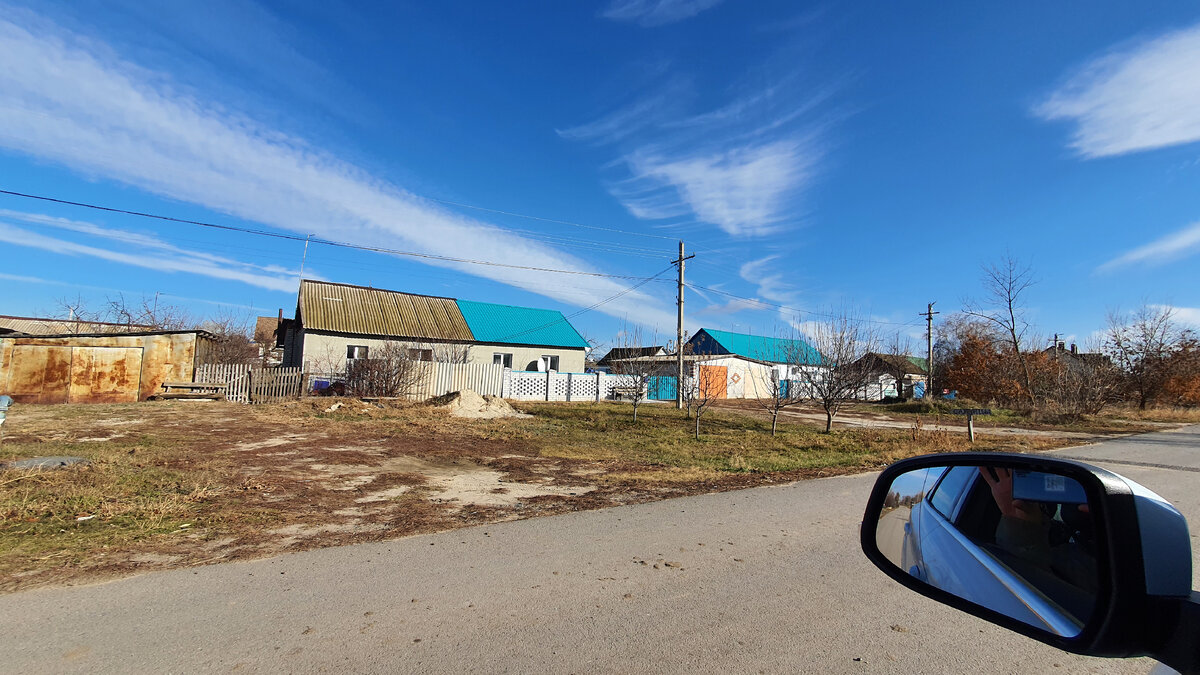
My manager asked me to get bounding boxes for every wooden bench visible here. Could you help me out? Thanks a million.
[151,382,229,401]
[609,385,643,400]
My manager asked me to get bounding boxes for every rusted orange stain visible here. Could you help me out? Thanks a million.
[0,333,210,404]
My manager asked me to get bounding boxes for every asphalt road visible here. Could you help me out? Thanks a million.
[4,426,1197,674]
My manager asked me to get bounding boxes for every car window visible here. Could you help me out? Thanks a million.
[929,466,976,520]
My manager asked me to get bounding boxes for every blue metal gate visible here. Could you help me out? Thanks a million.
[648,375,678,401]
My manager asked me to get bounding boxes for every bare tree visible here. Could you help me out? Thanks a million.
[791,310,880,433]
[1045,340,1120,418]
[1105,305,1178,409]
[749,329,820,436]
[681,363,719,440]
[431,342,471,364]
[883,332,917,399]
[199,308,260,365]
[103,293,192,330]
[345,340,426,398]
[963,256,1037,404]
[609,326,666,423]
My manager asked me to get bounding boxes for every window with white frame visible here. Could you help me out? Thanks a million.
[347,345,369,360]
[541,355,560,371]
[493,353,513,368]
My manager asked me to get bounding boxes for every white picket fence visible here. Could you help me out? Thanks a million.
[195,362,632,404]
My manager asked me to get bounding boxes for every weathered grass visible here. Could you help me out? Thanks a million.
[0,398,1081,587]
[514,402,1069,477]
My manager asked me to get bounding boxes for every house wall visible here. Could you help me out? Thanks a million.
[0,333,203,403]
[466,344,585,373]
[297,331,585,374]
[697,356,773,399]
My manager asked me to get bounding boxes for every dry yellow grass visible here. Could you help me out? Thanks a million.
[0,398,1087,590]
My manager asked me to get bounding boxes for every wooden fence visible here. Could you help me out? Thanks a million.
[194,364,304,404]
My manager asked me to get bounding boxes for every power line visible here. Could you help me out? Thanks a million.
[494,266,675,344]
[0,189,664,281]
[685,282,925,328]
[419,196,680,241]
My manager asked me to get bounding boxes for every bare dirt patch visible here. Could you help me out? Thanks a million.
[0,396,1091,592]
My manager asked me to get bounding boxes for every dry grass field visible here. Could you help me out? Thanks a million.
[0,397,1114,591]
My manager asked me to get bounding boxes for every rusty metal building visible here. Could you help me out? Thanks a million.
[0,330,218,404]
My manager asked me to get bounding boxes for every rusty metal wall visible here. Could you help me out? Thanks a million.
[5,345,72,403]
[0,333,200,403]
[68,347,143,403]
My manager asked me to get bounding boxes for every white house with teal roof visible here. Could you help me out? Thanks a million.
[679,328,827,399]
[283,280,589,374]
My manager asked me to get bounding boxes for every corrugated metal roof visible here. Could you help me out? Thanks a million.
[0,315,149,335]
[299,280,473,341]
[456,300,589,349]
[692,328,824,365]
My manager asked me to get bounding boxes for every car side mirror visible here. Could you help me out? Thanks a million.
[860,453,1198,672]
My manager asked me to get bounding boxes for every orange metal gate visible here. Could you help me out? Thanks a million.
[698,365,728,399]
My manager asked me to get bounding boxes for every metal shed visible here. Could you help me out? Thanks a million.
[0,330,218,404]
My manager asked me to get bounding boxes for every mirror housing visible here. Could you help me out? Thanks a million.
[861,453,1194,664]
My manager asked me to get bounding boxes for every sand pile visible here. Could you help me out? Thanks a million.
[429,390,531,419]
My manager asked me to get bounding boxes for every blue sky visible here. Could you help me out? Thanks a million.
[1,1,1199,354]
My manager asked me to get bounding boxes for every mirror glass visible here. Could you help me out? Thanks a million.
[875,464,1098,637]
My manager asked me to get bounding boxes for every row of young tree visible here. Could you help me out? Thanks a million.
[934,258,1200,414]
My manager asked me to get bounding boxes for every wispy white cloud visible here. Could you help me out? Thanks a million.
[556,90,676,143]
[1156,304,1200,328]
[1097,221,1200,271]
[0,209,306,281]
[738,255,798,304]
[0,219,301,292]
[568,79,830,237]
[621,138,819,236]
[0,10,677,331]
[601,0,722,27]
[0,272,53,285]
[1035,23,1200,157]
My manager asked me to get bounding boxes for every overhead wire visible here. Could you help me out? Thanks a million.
[0,189,666,281]
[494,265,675,344]
[685,282,926,328]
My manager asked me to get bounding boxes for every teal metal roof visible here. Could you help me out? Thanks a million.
[694,328,824,365]
[455,300,589,349]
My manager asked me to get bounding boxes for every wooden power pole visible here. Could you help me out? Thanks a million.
[673,241,694,410]
[920,302,939,398]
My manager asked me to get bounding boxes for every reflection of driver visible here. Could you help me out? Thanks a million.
[980,467,1098,598]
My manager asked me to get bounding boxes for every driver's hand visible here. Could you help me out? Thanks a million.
[981,467,1042,523]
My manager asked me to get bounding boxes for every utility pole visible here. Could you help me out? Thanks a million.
[299,234,314,281]
[673,241,695,409]
[920,302,939,398]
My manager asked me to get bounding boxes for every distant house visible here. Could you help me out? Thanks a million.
[282,280,590,374]
[597,346,665,373]
[851,352,929,400]
[621,328,825,400]
[1044,342,1109,368]
[254,315,285,365]
[686,328,824,366]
